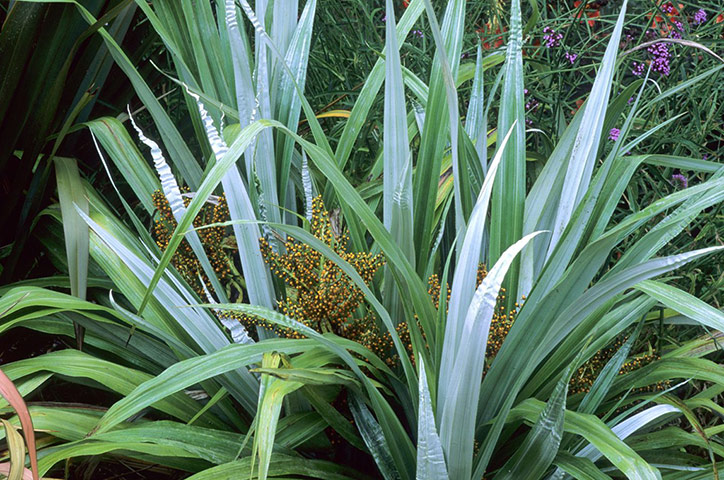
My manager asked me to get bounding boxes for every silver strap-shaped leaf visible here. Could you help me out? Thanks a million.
[301,151,313,222]
[417,359,449,479]
[186,90,229,162]
[128,107,185,219]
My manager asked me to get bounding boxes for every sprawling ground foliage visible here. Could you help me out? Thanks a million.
[1,0,724,478]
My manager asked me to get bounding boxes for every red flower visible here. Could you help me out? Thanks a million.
[570,98,585,116]
[573,1,600,27]
[402,0,409,7]
[716,13,724,23]
[477,22,506,50]
[646,2,683,34]
[646,12,665,29]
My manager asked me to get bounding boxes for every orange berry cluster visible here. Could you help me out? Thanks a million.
[390,319,423,367]
[152,189,231,297]
[426,264,516,372]
[427,273,449,310]
[347,317,425,368]
[343,313,397,365]
[426,264,665,393]
[223,196,384,340]
[365,265,518,369]
[570,338,667,395]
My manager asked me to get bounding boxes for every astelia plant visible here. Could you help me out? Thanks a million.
[1,0,724,479]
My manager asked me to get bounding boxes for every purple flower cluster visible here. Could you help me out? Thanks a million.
[524,89,539,126]
[564,52,578,64]
[669,20,684,39]
[543,26,563,48]
[647,42,671,76]
[631,61,645,76]
[660,3,676,15]
[412,29,424,38]
[608,128,620,141]
[693,9,707,25]
[671,173,688,188]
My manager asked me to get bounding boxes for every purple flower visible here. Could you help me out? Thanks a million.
[660,3,675,15]
[651,57,670,75]
[669,20,684,39]
[647,42,671,76]
[608,128,620,141]
[412,29,424,38]
[524,90,540,125]
[671,173,688,188]
[543,26,563,48]
[627,96,634,105]
[631,61,645,76]
[621,32,635,50]
[693,9,707,25]
[564,52,578,64]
